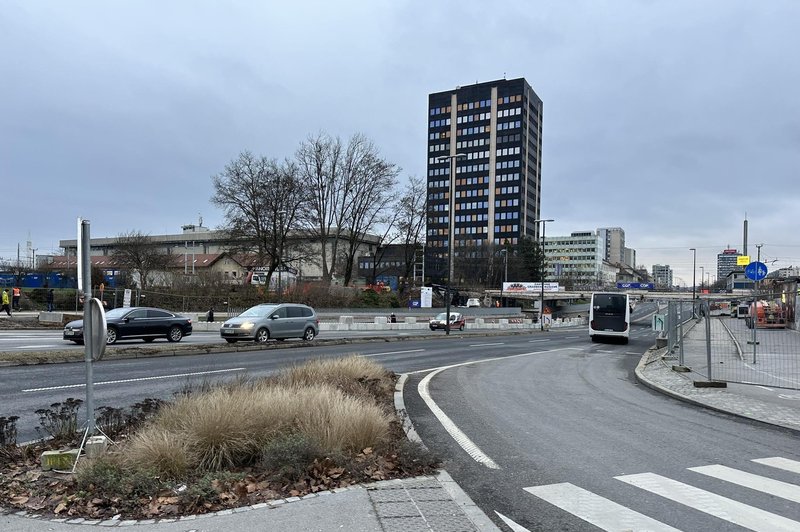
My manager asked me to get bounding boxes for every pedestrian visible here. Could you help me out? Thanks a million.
[1,289,11,316]
[12,286,21,311]
[46,288,55,312]
[207,306,214,323]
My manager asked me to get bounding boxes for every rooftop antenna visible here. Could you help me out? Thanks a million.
[199,214,203,227]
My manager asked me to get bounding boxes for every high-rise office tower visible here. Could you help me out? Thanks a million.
[425,78,543,283]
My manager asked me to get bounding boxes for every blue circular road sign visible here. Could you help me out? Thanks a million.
[744,261,768,281]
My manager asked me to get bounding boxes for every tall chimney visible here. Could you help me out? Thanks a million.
[743,218,748,256]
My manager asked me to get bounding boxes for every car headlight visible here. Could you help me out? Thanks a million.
[240,322,255,330]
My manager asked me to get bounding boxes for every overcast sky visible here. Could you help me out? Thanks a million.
[2,0,798,285]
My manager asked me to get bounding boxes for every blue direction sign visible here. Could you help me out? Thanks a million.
[616,282,655,290]
[744,261,768,281]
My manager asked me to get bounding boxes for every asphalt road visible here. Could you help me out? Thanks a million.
[401,328,800,531]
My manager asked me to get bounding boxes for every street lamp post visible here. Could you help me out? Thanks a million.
[437,153,466,335]
[700,266,704,290]
[499,248,508,307]
[534,219,554,331]
[689,248,697,311]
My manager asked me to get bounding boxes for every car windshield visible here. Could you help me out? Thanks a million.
[240,305,277,318]
[435,313,456,321]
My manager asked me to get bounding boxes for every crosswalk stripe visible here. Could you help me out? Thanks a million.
[616,473,800,532]
[689,464,800,503]
[524,483,680,531]
[753,457,800,475]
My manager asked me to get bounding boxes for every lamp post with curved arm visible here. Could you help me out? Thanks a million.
[437,153,466,335]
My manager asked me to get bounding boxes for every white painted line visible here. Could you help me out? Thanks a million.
[524,483,679,531]
[419,368,500,470]
[362,349,425,358]
[597,350,616,353]
[406,348,565,375]
[17,345,61,349]
[564,336,579,339]
[753,457,800,475]
[495,511,531,532]
[468,342,505,347]
[689,464,800,503]
[756,385,775,392]
[528,339,548,343]
[22,368,247,392]
[616,473,800,531]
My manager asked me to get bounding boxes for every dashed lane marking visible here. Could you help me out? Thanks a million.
[22,368,247,392]
[362,349,425,358]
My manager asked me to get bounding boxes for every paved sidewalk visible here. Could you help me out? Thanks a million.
[636,327,800,433]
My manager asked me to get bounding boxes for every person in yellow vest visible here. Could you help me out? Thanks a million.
[12,286,21,311]
[2,289,11,316]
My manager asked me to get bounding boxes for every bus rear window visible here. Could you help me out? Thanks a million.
[593,294,627,314]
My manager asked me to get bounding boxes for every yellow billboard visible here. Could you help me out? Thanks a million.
[737,255,750,266]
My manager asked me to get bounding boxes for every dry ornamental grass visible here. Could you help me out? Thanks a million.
[0,356,439,520]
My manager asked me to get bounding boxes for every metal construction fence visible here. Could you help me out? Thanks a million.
[663,293,800,390]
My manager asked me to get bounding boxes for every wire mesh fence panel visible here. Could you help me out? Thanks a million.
[704,294,800,390]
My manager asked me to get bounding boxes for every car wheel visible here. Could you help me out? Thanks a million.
[225,339,237,344]
[168,326,183,342]
[459,323,464,331]
[255,328,270,343]
[106,327,118,345]
[303,327,316,341]
[143,338,155,343]
[429,326,435,331]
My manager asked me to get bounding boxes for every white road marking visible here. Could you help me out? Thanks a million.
[689,464,800,503]
[419,367,500,469]
[756,385,775,391]
[17,345,61,349]
[408,347,574,470]
[753,457,800,474]
[616,472,800,531]
[524,483,680,531]
[494,511,531,532]
[362,349,424,358]
[468,342,505,347]
[528,339,548,343]
[22,368,247,392]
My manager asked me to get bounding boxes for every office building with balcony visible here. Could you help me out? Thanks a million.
[424,77,543,283]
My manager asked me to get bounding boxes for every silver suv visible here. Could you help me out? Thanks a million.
[220,303,319,343]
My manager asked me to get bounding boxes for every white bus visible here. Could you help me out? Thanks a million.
[589,292,631,344]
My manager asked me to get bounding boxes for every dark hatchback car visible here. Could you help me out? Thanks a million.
[63,306,193,345]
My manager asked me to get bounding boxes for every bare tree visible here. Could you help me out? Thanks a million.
[295,133,345,283]
[338,134,400,285]
[297,132,399,285]
[112,231,172,290]
[392,176,426,293]
[211,151,307,288]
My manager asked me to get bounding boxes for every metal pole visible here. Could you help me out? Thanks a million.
[689,248,696,315]
[678,304,685,366]
[752,244,763,363]
[437,154,465,335]
[80,220,95,435]
[534,219,554,331]
[705,300,712,381]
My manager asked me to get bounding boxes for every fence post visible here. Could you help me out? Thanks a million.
[667,301,676,352]
[678,304,685,367]
[705,300,712,381]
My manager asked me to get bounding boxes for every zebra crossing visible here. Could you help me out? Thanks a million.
[506,456,800,531]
